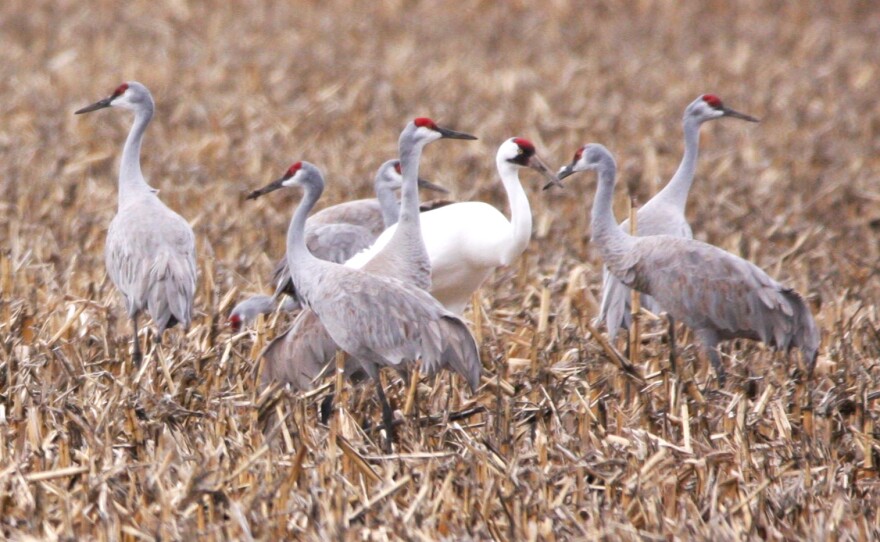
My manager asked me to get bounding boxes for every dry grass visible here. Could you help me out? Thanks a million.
[2,0,880,539]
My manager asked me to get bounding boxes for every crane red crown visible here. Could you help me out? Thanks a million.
[285,162,303,177]
[573,146,585,163]
[393,161,402,175]
[112,83,129,97]
[702,94,723,109]
[414,117,438,130]
[513,138,536,154]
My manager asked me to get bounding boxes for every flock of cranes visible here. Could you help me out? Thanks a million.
[75,81,820,449]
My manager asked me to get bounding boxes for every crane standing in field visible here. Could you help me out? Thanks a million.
[272,158,447,302]
[256,119,477,394]
[557,143,819,384]
[600,95,759,347]
[248,159,481,451]
[347,137,560,314]
[75,82,197,365]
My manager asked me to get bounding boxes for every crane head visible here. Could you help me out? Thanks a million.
[553,144,616,187]
[407,117,478,145]
[379,160,448,194]
[227,313,243,332]
[75,82,152,114]
[688,94,760,123]
[500,138,561,188]
[247,161,324,200]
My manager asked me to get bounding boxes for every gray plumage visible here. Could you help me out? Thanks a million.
[75,82,196,363]
[257,120,477,393]
[272,159,446,300]
[558,143,819,383]
[599,94,759,340]
[228,294,299,331]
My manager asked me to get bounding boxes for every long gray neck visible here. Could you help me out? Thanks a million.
[375,180,400,228]
[653,116,701,211]
[591,158,635,275]
[286,182,323,283]
[118,104,156,205]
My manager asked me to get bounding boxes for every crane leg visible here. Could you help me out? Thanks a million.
[319,393,335,425]
[131,314,142,366]
[374,378,395,453]
[707,348,726,387]
[667,315,677,373]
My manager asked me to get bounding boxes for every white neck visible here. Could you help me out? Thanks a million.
[651,115,701,211]
[496,158,532,264]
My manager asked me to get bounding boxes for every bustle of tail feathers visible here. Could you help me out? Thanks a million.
[781,288,820,373]
[147,251,194,335]
[437,316,481,391]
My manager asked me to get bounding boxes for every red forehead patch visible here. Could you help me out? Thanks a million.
[574,147,585,162]
[286,162,303,177]
[112,83,129,97]
[702,94,723,109]
[393,161,401,175]
[513,138,536,154]
[413,117,437,130]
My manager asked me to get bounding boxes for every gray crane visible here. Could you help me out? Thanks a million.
[259,119,477,395]
[557,143,819,384]
[600,94,759,344]
[75,82,197,364]
[272,159,447,301]
[249,159,481,451]
[227,294,299,332]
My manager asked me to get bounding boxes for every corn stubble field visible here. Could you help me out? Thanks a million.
[2,0,880,539]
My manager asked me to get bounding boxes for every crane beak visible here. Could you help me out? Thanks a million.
[75,96,114,115]
[545,164,575,190]
[722,107,759,123]
[246,176,286,200]
[436,125,478,140]
[417,177,449,194]
[529,154,562,190]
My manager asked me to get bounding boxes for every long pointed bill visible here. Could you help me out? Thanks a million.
[436,125,478,140]
[528,154,562,189]
[722,107,759,122]
[545,163,575,190]
[246,177,287,200]
[74,96,114,115]
[417,177,449,194]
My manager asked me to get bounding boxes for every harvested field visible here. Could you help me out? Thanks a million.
[2,0,880,539]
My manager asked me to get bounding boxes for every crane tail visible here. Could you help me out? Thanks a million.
[599,268,631,341]
[781,288,820,373]
[436,316,482,391]
[147,250,195,334]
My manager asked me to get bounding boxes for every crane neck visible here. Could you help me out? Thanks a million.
[590,157,635,271]
[496,158,533,264]
[653,115,701,211]
[286,181,324,285]
[375,180,400,228]
[118,104,157,206]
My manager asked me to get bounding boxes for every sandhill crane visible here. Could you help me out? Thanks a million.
[258,119,477,395]
[227,294,299,332]
[272,159,447,301]
[248,160,481,450]
[347,137,559,314]
[600,94,759,342]
[75,82,197,364]
[558,143,819,384]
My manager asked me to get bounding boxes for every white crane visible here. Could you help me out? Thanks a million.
[258,119,477,395]
[75,82,197,364]
[248,160,481,450]
[558,143,819,384]
[272,159,447,301]
[346,137,559,314]
[600,94,759,342]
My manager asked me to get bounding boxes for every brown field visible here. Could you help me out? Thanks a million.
[2,0,880,539]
